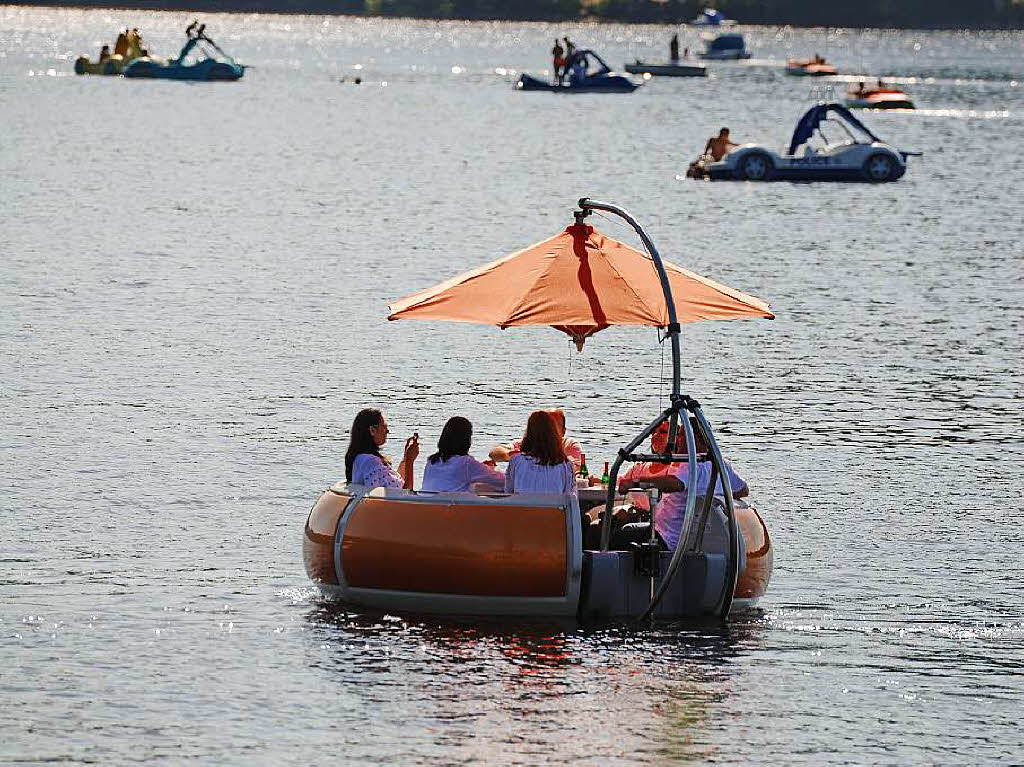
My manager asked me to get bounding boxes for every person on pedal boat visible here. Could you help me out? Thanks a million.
[608,423,748,550]
[344,408,419,490]
[504,411,577,496]
[489,408,582,473]
[421,416,505,493]
[704,127,738,161]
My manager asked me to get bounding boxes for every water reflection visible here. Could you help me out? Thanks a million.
[302,602,765,761]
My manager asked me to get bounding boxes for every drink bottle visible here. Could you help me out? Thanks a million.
[601,461,610,488]
[579,453,589,479]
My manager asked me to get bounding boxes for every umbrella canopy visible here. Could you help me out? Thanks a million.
[387,223,773,349]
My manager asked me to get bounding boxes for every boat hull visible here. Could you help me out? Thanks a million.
[698,51,751,60]
[624,61,707,77]
[304,484,772,618]
[123,58,244,81]
[846,94,915,109]
[516,73,639,93]
[785,64,838,77]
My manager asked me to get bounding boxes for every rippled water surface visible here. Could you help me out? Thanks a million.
[2,8,1023,763]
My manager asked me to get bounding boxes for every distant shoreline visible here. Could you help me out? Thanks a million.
[8,0,1024,30]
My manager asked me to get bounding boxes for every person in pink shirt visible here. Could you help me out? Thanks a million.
[489,408,582,472]
[608,421,748,550]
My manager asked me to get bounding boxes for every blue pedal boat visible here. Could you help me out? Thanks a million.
[124,25,244,81]
[518,49,640,93]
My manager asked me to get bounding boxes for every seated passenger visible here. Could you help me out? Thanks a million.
[569,53,587,85]
[344,408,419,489]
[610,423,747,550]
[703,128,738,162]
[504,411,577,496]
[114,29,129,57]
[489,408,582,472]
[421,416,505,493]
[615,420,685,511]
[583,418,686,545]
[99,45,111,61]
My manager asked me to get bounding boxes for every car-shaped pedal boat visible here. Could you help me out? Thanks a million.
[518,49,640,93]
[305,485,772,619]
[123,26,243,81]
[703,102,916,182]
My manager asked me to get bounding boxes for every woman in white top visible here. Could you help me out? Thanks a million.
[345,408,419,489]
[421,416,505,493]
[504,410,577,496]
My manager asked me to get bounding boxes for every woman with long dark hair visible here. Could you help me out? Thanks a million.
[504,411,576,495]
[344,408,419,489]
[420,416,505,493]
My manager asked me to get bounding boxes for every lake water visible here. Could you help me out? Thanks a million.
[2,7,1023,763]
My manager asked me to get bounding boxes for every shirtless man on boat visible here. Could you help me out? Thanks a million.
[686,127,739,179]
[704,127,738,161]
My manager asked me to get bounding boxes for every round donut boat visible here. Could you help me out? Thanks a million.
[304,483,772,619]
[305,199,776,621]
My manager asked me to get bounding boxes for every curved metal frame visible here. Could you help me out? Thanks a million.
[576,198,740,620]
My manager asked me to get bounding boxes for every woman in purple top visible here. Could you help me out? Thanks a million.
[421,417,505,493]
[345,408,419,489]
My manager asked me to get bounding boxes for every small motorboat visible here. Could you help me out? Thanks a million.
[123,24,243,81]
[304,200,776,621]
[691,102,918,182]
[846,87,915,110]
[698,33,751,61]
[624,59,707,77]
[785,57,838,77]
[689,8,737,26]
[518,49,640,93]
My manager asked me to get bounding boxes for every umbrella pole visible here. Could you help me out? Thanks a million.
[576,198,682,411]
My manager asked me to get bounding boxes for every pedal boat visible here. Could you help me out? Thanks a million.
[74,37,147,76]
[698,33,751,61]
[304,199,775,621]
[624,60,707,77]
[75,53,132,76]
[785,58,838,77]
[845,88,915,110]
[518,49,640,93]
[695,102,917,182]
[124,28,243,81]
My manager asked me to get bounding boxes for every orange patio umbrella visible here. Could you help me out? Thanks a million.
[387,220,774,350]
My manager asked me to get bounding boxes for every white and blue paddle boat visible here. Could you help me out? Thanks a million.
[518,49,640,93]
[697,102,918,182]
[124,24,244,81]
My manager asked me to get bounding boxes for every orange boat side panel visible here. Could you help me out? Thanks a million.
[735,506,773,599]
[303,491,351,585]
[342,499,568,597]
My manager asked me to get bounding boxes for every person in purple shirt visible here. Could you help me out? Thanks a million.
[610,420,748,550]
[421,417,505,493]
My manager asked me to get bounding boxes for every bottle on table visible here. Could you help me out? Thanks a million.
[579,453,588,479]
[601,461,610,488]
